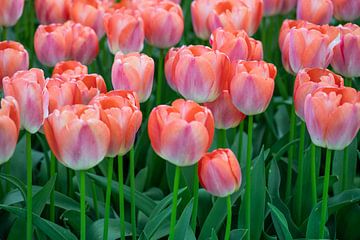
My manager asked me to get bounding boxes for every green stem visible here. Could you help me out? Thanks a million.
[156,49,164,105]
[103,157,114,240]
[130,149,136,240]
[80,170,86,240]
[26,132,32,240]
[245,115,253,240]
[295,122,306,224]
[169,166,181,240]
[218,129,227,148]
[310,143,317,206]
[224,195,232,240]
[285,106,296,202]
[2,27,7,41]
[238,121,244,162]
[190,164,199,232]
[342,147,349,191]
[118,155,126,240]
[50,152,56,222]
[319,149,332,239]
[345,77,352,87]
[91,181,99,219]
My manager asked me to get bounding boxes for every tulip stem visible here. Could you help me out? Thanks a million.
[169,166,181,240]
[190,164,199,232]
[295,121,306,224]
[156,49,164,105]
[319,149,332,239]
[225,195,232,240]
[218,129,227,148]
[118,155,126,240]
[26,132,32,240]
[80,170,86,240]
[130,149,136,240]
[285,105,296,202]
[310,143,317,206]
[2,27,7,41]
[50,152,56,222]
[238,121,244,162]
[342,147,349,191]
[245,115,253,240]
[104,157,114,239]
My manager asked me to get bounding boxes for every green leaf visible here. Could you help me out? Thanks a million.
[210,229,219,240]
[87,218,132,240]
[0,173,26,203]
[268,203,293,240]
[197,189,212,228]
[174,199,193,240]
[60,210,93,237]
[230,229,247,240]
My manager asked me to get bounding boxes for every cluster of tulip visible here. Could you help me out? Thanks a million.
[0,0,360,239]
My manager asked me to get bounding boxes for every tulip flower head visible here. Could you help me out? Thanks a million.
[148,99,215,166]
[198,148,241,197]
[74,74,107,104]
[297,0,333,25]
[35,0,71,24]
[0,0,24,27]
[52,60,88,79]
[263,0,296,16]
[191,0,219,40]
[332,0,360,21]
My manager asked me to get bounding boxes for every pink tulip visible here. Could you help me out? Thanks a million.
[0,0,24,27]
[332,0,360,21]
[263,0,296,16]
[297,0,333,25]
[191,0,219,40]
[52,60,88,79]
[74,74,107,104]
[35,0,71,24]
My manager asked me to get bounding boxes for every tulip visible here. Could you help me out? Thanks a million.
[148,99,214,166]
[141,0,184,48]
[331,23,360,78]
[3,68,49,134]
[191,0,218,40]
[304,87,360,151]
[230,60,276,115]
[73,74,107,104]
[34,23,73,66]
[35,0,71,24]
[165,45,229,103]
[0,41,29,89]
[263,0,296,16]
[104,9,144,54]
[0,96,20,164]
[52,60,88,78]
[210,28,263,61]
[111,52,154,103]
[297,0,333,25]
[0,0,24,27]
[207,0,263,36]
[332,0,360,21]
[294,68,344,120]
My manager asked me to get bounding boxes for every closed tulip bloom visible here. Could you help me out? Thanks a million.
[3,68,49,133]
[230,60,276,115]
[91,90,142,157]
[198,148,241,197]
[304,87,360,150]
[52,60,88,78]
[210,28,263,61]
[75,74,107,104]
[0,0,24,27]
[204,90,246,129]
[165,45,229,103]
[34,23,73,66]
[0,41,29,89]
[332,0,360,21]
[35,0,71,24]
[191,0,218,40]
[331,23,360,78]
[44,104,110,170]
[141,1,184,48]
[207,0,263,36]
[104,9,144,54]
[148,99,215,166]
[297,0,333,25]
[294,68,344,120]
[112,52,154,103]
[0,97,20,165]
[263,0,296,16]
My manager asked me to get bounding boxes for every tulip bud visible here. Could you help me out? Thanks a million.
[297,0,333,25]
[35,0,71,24]
[198,148,241,197]
[52,60,88,79]
[263,0,296,16]
[148,99,215,166]
[332,0,360,21]
[0,0,24,27]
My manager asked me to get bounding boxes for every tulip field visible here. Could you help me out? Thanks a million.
[1,0,360,239]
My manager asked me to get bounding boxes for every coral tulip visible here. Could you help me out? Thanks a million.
[75,74,107,104]
[294,68,344,120]
[148,99,215,166]
[35,0,71,24]
[165,45,229,103]
[0,96,20,164]
[230,60,276,115]
[0,0,24,27]
[198,148,241,197]
[44,104,110,170]
[332,0,360,21]
[0,41,29,89]
[52,60,88,78]
[304,87,360,150]
[111,52,154,103]
[263,0,296,16]
[297,0,333,25]
[3,68,49,133]
[191,0,218,40]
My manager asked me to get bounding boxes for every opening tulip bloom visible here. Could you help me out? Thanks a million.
[112,52,154,103]
[331,23,360,78]
[0,0,24,27]
[198,148,241,197]
[294,68,344,120]
[191,0,218,40]
[230,60,276,115]
[210,28,263,61]
[0,41,29,89]
[0,96,20,165]
[165,45,230,103]
[74,74,107,104]
[304,87,360,150]
[52,60,88,78]
[44,104,110,170]
[3,68,49,134]
[35,0,71,24]
[332,0,360,21]
[263,0,296,16]
[104,9,144,54]
[297,0,333,25]
[148,99,214,166]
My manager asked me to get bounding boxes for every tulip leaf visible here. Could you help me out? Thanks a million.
[174,199,193,240]
[0,173,27,203]
[268,203,293,240]
[230,229,247,240]
[87,218,132,240]
[210,229,219,240]
[60,210,93,237]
